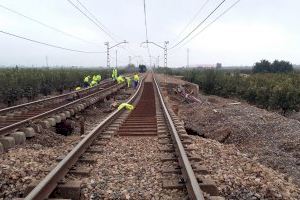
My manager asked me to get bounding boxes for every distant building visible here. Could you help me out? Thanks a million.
[216,63,222,69]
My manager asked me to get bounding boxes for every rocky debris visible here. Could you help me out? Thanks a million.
[189,136,300,199]
[157,74,300,187]
[78,137,186,200]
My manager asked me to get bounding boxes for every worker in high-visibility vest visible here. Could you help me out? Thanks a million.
[116,76,125,84]
[96,74,101,83]
[125,77,131,88]
[90,80,97,87]
[118,103,134,111]
[83,75,91,88]
[112,68,118,80]
[92,75,98,83]
[75,86,81,91]
[133,73,139,88]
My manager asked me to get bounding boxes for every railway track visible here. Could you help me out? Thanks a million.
[0,78,127,151]
[23,73,222,200]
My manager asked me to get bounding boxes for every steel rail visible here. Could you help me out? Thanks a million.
[0,82,124,136]
[0,79,113,115]
[24,77,144,200]
[153,74,205,200]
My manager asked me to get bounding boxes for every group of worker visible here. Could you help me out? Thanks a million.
[75,68,140,111]
[83,74,102,88]
[75,74,101,91]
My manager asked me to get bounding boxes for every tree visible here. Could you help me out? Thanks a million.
[139,65,147,73]
[271,60,293,73]
[253,59,293,73]
[253,59,271,73]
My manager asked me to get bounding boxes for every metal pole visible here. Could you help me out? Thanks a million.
[187,48,189,68]
[164,41,169,67]
[45,56,48,67]
[129,56,132,65]
[115,49,118,68]
[105,42,110,68]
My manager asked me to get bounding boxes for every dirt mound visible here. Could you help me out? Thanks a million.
[157,74,300,188]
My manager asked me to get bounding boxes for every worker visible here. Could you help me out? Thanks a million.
[116,76,125,84]
[92,75,98,83]
[118,103,134,111]
[83,75,91,88]
[75,86,81,91]
[114,68,118,79]
[96,74,101,83]
[90,80,97,87]
[133,73,140,88]
[125,77,131,88]
[112,68,118,80]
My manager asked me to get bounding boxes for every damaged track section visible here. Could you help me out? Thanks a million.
[0,79,125,153]
[22,77,145,200]
[154,75,223,200]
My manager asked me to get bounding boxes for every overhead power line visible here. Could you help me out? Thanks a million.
[181,0,241,47]
[0,4,102,47]
[74,0,119,42]
[169,0,227,50]
[0,30,105,53]
[172,0,211,43]
[142,0,152,63]
[143,0,149,42]
[66,0,117,42]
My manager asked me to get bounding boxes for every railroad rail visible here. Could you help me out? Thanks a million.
[0,78,122,136]
[23,73,222,200]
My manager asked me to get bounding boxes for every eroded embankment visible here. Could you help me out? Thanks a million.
[156,74,300,199]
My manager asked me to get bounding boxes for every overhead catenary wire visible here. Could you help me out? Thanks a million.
[0,4,103,47]
[180,0,241,48]
[66,0,117,43]
[142,0,152,65]
[169,0,227,50]
[74,0,119,42]
[172,0,211,43]
[0,30,105,53]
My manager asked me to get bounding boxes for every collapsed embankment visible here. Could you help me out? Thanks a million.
[156,74,300,199]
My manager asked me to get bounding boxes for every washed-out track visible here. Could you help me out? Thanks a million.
[0,78,124,137]
[23,73,222,200]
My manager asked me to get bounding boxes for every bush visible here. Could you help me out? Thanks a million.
[155,67,300,113]
[0,67,128,106]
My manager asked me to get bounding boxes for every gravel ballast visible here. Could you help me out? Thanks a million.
[78,135,186,200]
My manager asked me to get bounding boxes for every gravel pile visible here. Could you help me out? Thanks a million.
[79,136,186,200]
[176,97,300,187]
[0,135,79,199]
[189,136,300,199]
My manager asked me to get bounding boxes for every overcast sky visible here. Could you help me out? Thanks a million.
[0,0,299,67]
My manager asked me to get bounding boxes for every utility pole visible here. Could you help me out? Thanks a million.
[105,40,127,68]
[140,40,169,67]
[115,50,118,68]
[164,41,169,67]
[187,48,189,68]
[104,42,110,68]
[129,56,132,65]
[45,56,49,67]
[157,56,160,67]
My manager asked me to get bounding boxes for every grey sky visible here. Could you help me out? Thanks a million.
[0,0,299,67]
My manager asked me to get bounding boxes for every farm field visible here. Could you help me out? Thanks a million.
[0,67,122,108]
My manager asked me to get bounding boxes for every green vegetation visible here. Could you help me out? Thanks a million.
[0,67,123,106]
[253,59,293,73]
[156,66,300,114]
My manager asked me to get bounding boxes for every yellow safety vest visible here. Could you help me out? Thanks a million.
[118,103,134,111]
